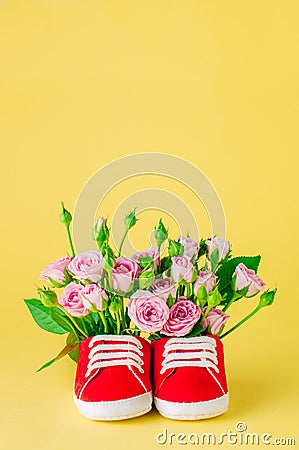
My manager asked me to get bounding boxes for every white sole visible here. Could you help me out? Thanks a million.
[154,393,229,420]
[74,391,152,421]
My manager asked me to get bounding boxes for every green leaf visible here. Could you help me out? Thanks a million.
[167,294,175,308]
[186,322,204,337]
[148,332,161,342]
[47,277,65,288]
[216,255,261,298]
[197,239,208,258]
[168,240,184,257]
[159,256,171,274]
[80,313,99,335]
[125,307,131,328]
[37,341,78,372]
[138,256,154,269]
[24,299,68,334]
[66,333,79,363]
[210,248,219,272]
[50,307,76,334]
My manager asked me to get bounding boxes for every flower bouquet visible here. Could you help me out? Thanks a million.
[25,203,276,421]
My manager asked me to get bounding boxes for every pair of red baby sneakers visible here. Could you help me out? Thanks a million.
[74,334,228,421]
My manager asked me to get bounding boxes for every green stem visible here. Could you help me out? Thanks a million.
[179,284,185,297]
[115,310,121,335]
[222,293,242,312]
[57,306,88,339]
[120,298,126,329]
[186,284,191,299]
[105,309,117,334]
[66,225,75,257]
[220,305,261,339]
[107,269,113,292]
[121,327,139,335]
[118,229,129,257]
[99,311,109,334]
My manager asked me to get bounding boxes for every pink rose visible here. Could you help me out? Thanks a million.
[162,297,201,336]
[194,270,217,294]
[234,263,265,296]
[171,256,194,283]
[151,277,176,301]
[68,251,103,283]
[177,236,199,259]
[58,282,89,317]
[131,247,160,269]
[206,237,231,261]
[128,290,169,332]
[80,284,108,311]
[40,256,72,284]
[112,257,140,292]
[202,307,230,335]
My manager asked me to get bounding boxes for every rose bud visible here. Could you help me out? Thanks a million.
[59,202,72,226]
[124,209,138,230]
[93,217,109,248]
[38,287,58,307]
[259,289,277,308]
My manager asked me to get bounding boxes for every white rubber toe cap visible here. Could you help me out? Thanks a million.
[74,391,153,421]
[154,393,229,420]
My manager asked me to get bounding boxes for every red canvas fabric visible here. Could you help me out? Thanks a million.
[74,336,151,402]
[152,335,228,403]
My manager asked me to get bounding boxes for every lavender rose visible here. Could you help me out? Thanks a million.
[194,270,217,294]
[80,284,108,311]
[112,257,140,292]
[162,297,201,336]
[206,237,231,261]
[128,290,169,332]
[58,282,89,317]
[151,277,176,301]
[68,250,103,283]
[40,256,72,284]
[202,307,230,335]
[131,247,160,269]
[177,236,199,259]
[171,256,194,283]
[234,263,265,296]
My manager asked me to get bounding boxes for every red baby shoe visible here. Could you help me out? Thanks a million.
[74,335,152,420]
[152,335,228,420]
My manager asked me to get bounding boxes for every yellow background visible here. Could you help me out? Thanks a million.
[2,1,299,449]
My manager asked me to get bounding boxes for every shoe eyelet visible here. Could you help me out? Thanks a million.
[139,368,144,373]
[139,351,144,357]
[140,360,144,365]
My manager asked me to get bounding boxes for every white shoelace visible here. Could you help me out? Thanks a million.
[85,335,144,378]
[160,336,219,374]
